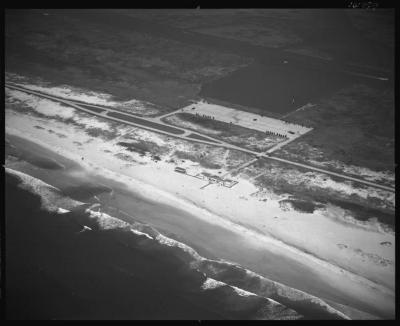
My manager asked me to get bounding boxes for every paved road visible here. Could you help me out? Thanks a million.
[269,156,395,192]
[5,83,223,146]
[6,83,394,193]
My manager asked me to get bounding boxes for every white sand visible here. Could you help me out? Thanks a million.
[5,93,395,318]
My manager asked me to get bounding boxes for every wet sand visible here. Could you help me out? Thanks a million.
[5,133,394,318]
[6,134,333,284]
[5,174,228,320]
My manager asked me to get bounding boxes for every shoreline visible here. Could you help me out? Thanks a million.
[5,128,393,289]
[5,127,395,318]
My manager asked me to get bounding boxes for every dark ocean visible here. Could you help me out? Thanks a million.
[7,170,322,320]
[5,135,382,320]
[5,173,281,320]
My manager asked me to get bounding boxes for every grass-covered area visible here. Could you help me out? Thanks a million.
[122,9,394,72]
[279,199,323,214]
[174,150,222,170]
[164,113,283,152]
[169,142,252,171]
[5,9,250,109]
[246,159,394,229]
[117,140,169,158]
[279,84,394,174]
[83,127,119,141]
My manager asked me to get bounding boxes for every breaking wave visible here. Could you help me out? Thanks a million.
[5,167,84,212]
[5,168,361,319]
[77,205,352,319]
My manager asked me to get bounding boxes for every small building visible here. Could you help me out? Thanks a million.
[209,175,223,184]
[195,173,208,180]
[174,167,186,174]
[223,179,236,187]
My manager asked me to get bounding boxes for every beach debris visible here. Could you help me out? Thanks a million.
[77,225,92,234]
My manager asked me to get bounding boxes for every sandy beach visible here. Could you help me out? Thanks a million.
[5,8,396,320]
[4,82,395,318]
[5,101,395,319]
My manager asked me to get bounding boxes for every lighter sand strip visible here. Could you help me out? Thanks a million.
[5,125,395,318]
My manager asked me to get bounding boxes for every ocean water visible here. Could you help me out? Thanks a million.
[5,172,304,320]
[4,135,388,319]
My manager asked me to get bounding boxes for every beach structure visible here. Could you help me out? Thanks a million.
[194,172,238,188]
[209,175,223,185]
[174,167,186,174]
[223,179,237,187]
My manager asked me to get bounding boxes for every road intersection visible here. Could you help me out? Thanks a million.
[6,83,394,193]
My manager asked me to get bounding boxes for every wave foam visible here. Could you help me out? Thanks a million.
[3,168,369,319]
[131,228,153,240]
[57,208,71,214]
[243,269,351,319]
[5,167,84,212]
[201,277,225,290]
[82,206,351,319]
[231,285,257,297]
[155,233,205,262]
[85,209,130,230]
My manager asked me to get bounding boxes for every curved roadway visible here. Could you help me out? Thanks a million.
[5,83,394,193]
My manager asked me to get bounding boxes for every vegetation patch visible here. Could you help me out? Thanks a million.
[279,199,321,214]
[280,84,394,173]
[328,198,394,228]
[174,150,222,170]
[5,10,250,109]
[165,113,282,151]
[253,167,394,230]
[84,127,118,140]
[117,139,170,158]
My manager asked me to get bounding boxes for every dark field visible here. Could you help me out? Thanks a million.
[122,9,394,73]
[5,9,249,109]
[6,9,393,111]
[201,62,354,115]
[277,83,395,174]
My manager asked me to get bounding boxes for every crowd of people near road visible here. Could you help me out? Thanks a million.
[195,112,215,120]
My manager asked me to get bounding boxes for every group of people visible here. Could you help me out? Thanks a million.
[195,112,215,120]
[265,130,288,139]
